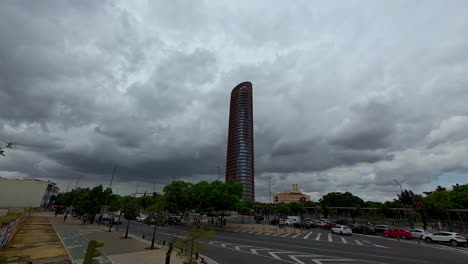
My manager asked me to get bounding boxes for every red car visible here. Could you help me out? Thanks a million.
[322,223,337,230]
[383,228,412,239]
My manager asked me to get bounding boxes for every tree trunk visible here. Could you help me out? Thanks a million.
[151,223,157,249]
[125,220,130,239]
[165,241,174,264]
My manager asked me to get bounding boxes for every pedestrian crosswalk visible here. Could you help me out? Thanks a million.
[209,241,362,264]
[232,229,388,248]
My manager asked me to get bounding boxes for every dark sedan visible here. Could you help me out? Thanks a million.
[351,225,376,235]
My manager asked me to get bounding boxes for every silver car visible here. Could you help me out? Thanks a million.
[408,229,430,239]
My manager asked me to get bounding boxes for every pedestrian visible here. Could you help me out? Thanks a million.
[211,218,214,226]
[223,218,227,226]
[63,207,69,223]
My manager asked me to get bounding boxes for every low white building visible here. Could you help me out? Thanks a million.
[0,178,60,208]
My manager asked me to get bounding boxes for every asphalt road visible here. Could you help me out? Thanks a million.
[124,221,468,264]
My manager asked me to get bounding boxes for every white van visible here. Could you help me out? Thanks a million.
[285,216,300,226]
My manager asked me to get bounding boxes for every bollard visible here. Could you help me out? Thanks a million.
[142,234,145,239]
[195,252,199,259]
[163,240,166,246]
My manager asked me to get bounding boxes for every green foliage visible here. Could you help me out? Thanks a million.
[137,195,158,210]
[145,197,169,225]
[121,196,139,221]
[175,226,215,264]
[448,184,468,208]
[163,181,193,214]
[320,192,364,207]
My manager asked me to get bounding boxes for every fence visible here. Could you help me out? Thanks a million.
[0,208,31,249]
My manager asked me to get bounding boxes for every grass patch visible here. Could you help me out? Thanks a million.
[0,212,22,225]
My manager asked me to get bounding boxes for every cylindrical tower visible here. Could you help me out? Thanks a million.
[225,82,254,201]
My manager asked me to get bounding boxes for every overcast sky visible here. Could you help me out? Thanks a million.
[1,0,468,202]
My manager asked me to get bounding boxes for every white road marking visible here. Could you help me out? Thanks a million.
[268,251,294,259]
[234,245,252,250]
[362,240,389,248]
[315,233,321,240]
[281,233,290,237]
[256,232,263,234]
[272,233,280,236]
[248,231,254,234]
[355,240,363,245]
[292,233,301,238]
[250,248,271,255]
[303,232,313,239]
[340,237,348,244]
[328,233,333,242]
[288,255,322,264]
[311,258,356,263]
[264,232,271,235]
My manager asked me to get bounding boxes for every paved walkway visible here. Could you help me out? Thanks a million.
[49,214,185,264]
[0,214,70,264]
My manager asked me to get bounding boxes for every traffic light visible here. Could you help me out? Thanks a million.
[83,240,104,264]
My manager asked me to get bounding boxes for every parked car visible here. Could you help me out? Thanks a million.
[313,221,327,228]
[322,223,337,230]
[294,219,313,229]
[383,228,412,239]
[408,229,431,239]
[167,216,181,225]
[423,232,467,246]
[351,225,376,235]
[331,225,352,236]
[374,225,391,234]
[136,214,147,222]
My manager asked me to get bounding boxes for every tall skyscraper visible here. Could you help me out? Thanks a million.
[225,82,254,200]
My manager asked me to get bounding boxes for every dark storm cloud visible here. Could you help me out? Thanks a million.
[1,0,468,200]
[328,100,397,150]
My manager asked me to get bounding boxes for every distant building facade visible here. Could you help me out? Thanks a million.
[225,82,255,200]
[0,178,59,208]
[273,184,310,204]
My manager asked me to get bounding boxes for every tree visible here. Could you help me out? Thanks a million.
[423,189,454,220]
[190,181,213,220]
[145,197,169,249]
[209,180,243,227]
[448,184,468,208]
[138,195,158,210]
[73,185,109,223]
[121,196,139,239]
[175,226,215,264]
[163,181,193,218]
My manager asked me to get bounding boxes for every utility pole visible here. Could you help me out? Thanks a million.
[268,176,272,222]
[74,175,80,190]
[66,184,69,192]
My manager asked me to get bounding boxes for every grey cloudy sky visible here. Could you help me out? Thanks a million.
[1,0,468,202]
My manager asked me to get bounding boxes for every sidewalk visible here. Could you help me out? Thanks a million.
[0,214,70,264]
[49,214,185,264]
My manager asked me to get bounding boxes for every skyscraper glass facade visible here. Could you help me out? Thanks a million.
[225,82,254,201]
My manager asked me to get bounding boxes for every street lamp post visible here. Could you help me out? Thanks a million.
[217,166,221,181]
[103,165,117,228]
[394,180,414,229]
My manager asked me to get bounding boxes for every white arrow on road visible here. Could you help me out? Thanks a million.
[268,251,294,260]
